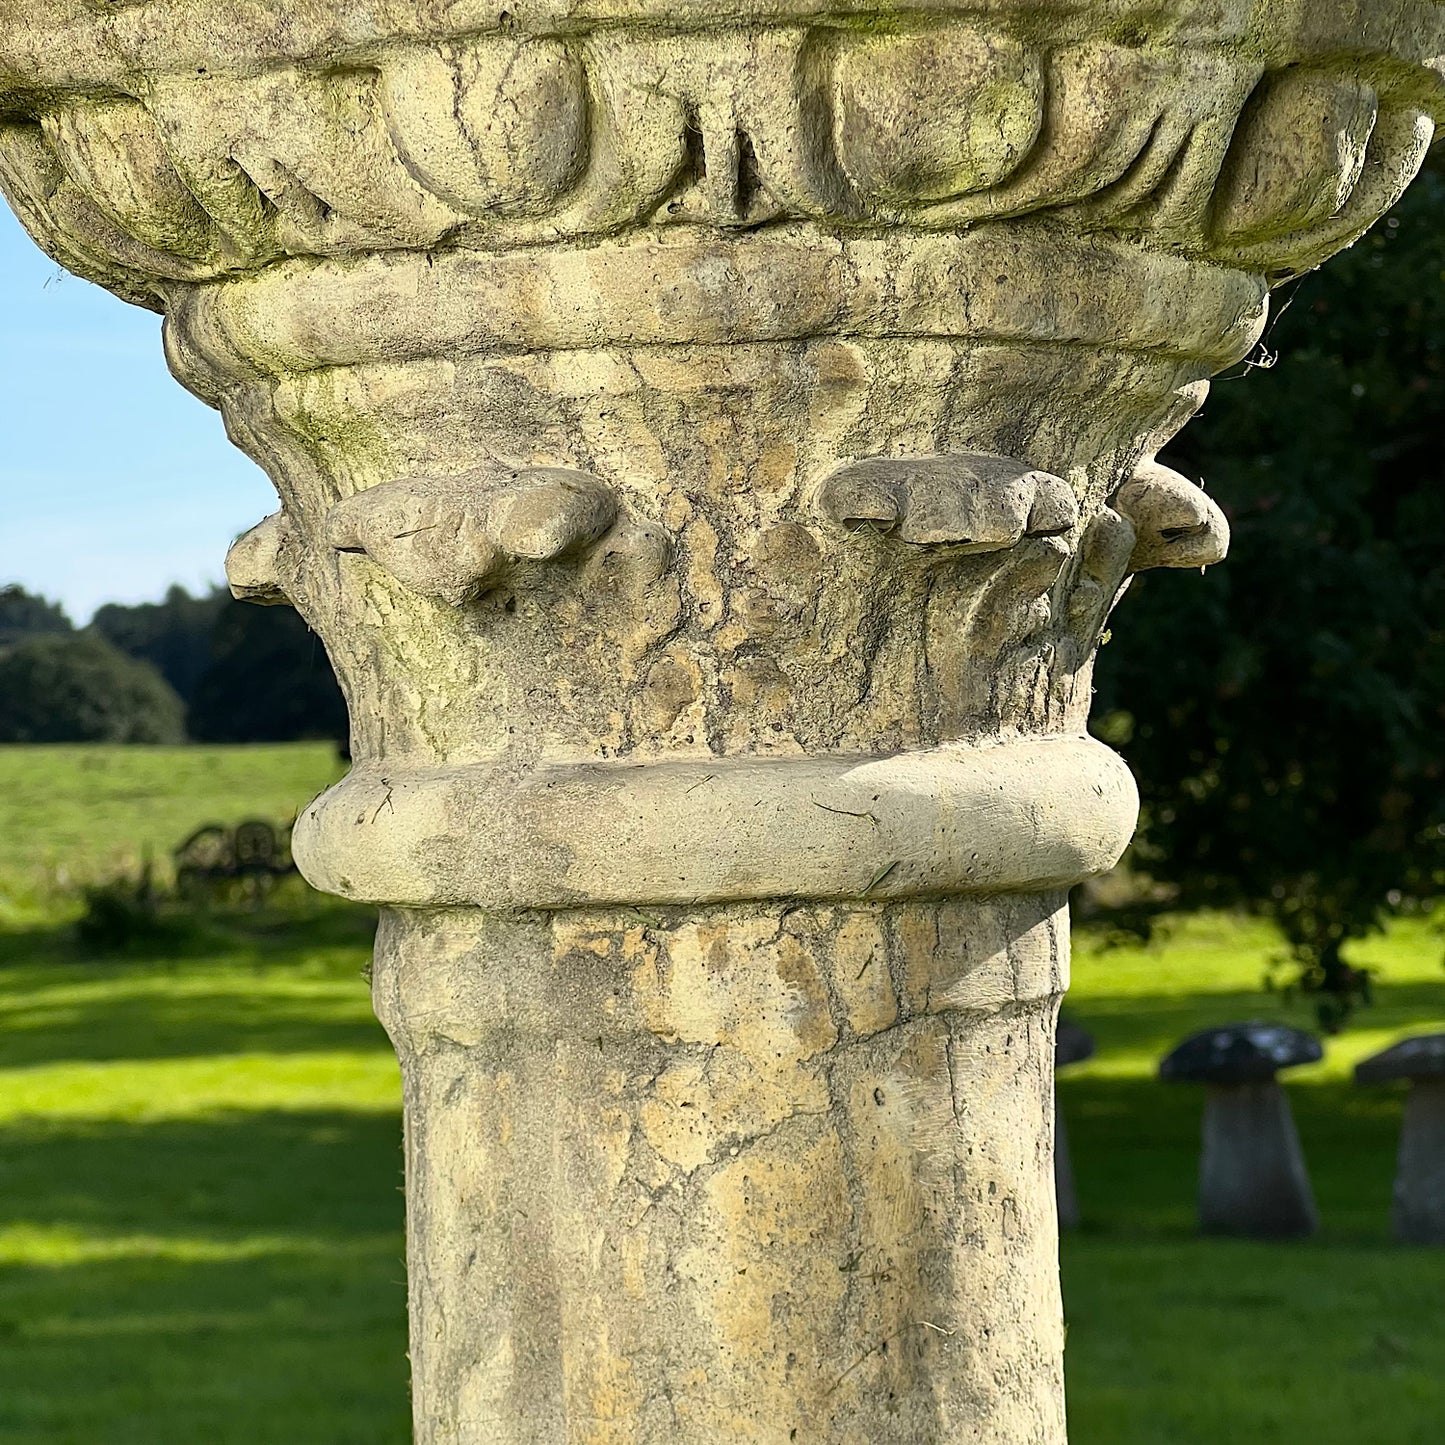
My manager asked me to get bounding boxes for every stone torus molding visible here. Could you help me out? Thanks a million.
[293,735,1140,909]
[1,1,1440,1441]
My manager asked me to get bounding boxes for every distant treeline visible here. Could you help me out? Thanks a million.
[0,584,346,746]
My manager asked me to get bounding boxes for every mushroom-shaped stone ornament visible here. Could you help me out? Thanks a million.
[1161,1022,1322,1238]
[1355,1034,1445,1245]
[1054,1017,1095,1231]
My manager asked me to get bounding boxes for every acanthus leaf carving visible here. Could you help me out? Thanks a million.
[815,450,1083,734]
[378,37,588,220]
[815,453,1078,552]
[41,97,221,265]
[1114,460,1230,573]
[0,14,1436,298]
[324,467,620,606]
[1213,67,1378,245]
[831,28,1043,207]
[226,511,298,606]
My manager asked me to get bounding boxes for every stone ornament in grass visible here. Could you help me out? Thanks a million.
[1054,1017,1095,1233]
[1,1,1440,1441]
[1161,1022,1323,1239]
[1355,1034,1445,1246]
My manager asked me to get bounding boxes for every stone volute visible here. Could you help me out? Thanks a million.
[2,3,1440,1440]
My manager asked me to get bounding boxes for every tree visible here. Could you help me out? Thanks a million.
[0,632,186,743]
[188,600,348,744]
[90,585,224,701]
[1093,166,1445,1029]
[87,584,347,745]
[0,585,72,645]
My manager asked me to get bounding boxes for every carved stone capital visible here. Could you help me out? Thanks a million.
[292,735,1139,909]
[1,2,1435,1440]
[1,2,1439,296]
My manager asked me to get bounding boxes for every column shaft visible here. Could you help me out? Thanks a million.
[376,898,1068,1443]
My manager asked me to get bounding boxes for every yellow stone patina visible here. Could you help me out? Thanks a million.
[1,1,1439,1439]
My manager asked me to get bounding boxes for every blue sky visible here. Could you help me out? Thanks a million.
[0,207,274,622]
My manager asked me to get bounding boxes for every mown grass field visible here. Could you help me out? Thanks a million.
[0,744,345,893]
[1063,915,1445,1445]
[1,744,1443,1444]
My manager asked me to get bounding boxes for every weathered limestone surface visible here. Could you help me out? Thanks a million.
[1,2,1440,1439]
[382,898,1071,1437]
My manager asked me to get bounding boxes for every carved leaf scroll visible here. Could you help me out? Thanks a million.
[0,15,1435,301]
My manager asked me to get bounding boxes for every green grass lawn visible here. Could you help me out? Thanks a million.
[1064,915,1445,1445]
[0,743,345,891]
[1,745,1443,1443]
[0,745,405,1445]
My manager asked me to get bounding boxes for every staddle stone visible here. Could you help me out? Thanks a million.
[1162,1023,1322,1239]
[1357,1034,1445,1245]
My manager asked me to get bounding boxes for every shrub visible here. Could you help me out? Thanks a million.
[73,863,176,952]
[0,632,185,743]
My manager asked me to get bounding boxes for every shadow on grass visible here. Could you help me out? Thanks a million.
[5,1080,1432,1445]
[1066,976,1445,1068]
[0,1109,408,1445]
[1063,1220,1445,1445]
[1060,972,1444,1243]
[1061,1076,1406,1241]
[0,973,389,1070]
[0,898,384,1069]
[0,890,378,972]
[1,931,1439,1445]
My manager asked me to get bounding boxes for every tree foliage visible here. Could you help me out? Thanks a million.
[188,601,349,745]
[0,632,186,744]
[0,585,72,645]
[90,586,347,745]
[1094,167,1445,1027]
[0,581,346,747]
[91,585,224,701]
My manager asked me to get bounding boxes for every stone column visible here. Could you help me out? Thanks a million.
[2,3,1438,1439]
